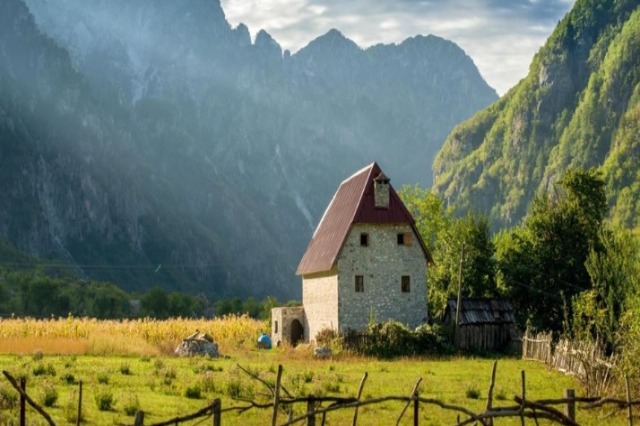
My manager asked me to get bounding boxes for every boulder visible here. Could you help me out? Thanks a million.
[313,346,332,359]
[175,332,219,357]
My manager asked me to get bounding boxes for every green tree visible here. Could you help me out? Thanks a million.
[498,168,607,333]
[140,287,170,318]
[399,186,497,317]
[574,227,639,349]
[86,283,131,318]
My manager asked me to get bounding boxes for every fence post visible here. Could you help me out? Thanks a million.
[307,395,316,426]
[19,377,26,426]
[134,410,145,426]
[77,380,83,426]
[564,389,575,421]
[272,365,283,426]
[626,375,633,426]
[413,391,419,426]
[212,399,221,426]
[352,372,368,426]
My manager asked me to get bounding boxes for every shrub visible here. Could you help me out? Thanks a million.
[40,384,59,407]
[96,372,109,384]
[32,363,56,377]
[95,389,115,411]
[61,372,76,384]
[185,385,202,399]
[323,381,341,394]
[465,386,481,399]
[342,321,453,358]
[302,371,314,383]
[315,328,338,346]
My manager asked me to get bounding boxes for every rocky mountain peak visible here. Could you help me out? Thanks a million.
[302,28,361,54]
[254,29,282,56]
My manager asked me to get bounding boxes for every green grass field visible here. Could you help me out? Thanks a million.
[0,348,627,425]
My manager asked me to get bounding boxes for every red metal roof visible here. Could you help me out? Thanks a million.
[296,162,433,276]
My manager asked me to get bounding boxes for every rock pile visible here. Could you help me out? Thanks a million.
[174,330,219,357]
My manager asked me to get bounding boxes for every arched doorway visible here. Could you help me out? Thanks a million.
[290,319,304,346]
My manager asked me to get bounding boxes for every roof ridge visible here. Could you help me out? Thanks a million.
[310,163,375,239]
[341,162,377,185]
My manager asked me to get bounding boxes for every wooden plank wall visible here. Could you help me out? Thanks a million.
[458,324,511,351]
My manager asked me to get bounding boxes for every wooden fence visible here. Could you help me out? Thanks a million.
[521,329,617,395]
[3,362,639,426]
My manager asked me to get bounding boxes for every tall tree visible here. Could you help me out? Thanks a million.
[573,227,639,349]
[400,186,497,317]
[498,168,607,332]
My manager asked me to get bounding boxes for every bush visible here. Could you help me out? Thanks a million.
[61,372,76,384]
[465,386,480,399]
[95,389,115,411]
[40,384,59,407]
[96,372,109,384]
[185,385,202,399]
[341,321,453,358]
[315,328,338,346]
[32,363,56,377]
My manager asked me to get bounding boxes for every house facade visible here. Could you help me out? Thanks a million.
[272,162,432,345]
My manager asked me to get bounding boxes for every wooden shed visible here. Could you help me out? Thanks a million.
[443,298,517,352]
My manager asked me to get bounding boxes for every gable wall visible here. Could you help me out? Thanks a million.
[337,223,428,332]
[302,269,339,343]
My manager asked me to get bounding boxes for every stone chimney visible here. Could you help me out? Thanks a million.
[374,172,390,209]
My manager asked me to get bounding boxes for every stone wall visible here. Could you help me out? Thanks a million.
[302,269,339,344]
[337,223,428,332]
[271,306,305,346]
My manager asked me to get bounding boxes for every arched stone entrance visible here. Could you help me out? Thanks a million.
[270,306,305,345]
[290,319,304,345]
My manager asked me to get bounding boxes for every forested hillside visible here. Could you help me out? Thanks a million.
[433,0,640,231]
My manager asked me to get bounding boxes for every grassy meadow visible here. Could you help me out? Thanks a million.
[0,316,627,425]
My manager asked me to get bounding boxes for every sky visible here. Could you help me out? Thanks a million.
[220,0,576,95]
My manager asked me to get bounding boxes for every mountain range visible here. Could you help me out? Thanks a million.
[0,0,497,299]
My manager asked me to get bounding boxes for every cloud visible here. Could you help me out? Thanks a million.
[220,0,575,94]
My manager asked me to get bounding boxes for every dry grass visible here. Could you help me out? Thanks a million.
[0,315,268,356]
[0,337,90,354]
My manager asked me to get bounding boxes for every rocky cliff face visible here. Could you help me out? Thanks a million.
[433,0,640,230]
[1,0,497,298]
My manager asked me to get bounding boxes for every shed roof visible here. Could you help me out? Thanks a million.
[445,298,515,325]
[296,162,433,276]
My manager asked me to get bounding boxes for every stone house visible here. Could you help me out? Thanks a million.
[271,162,433,345]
